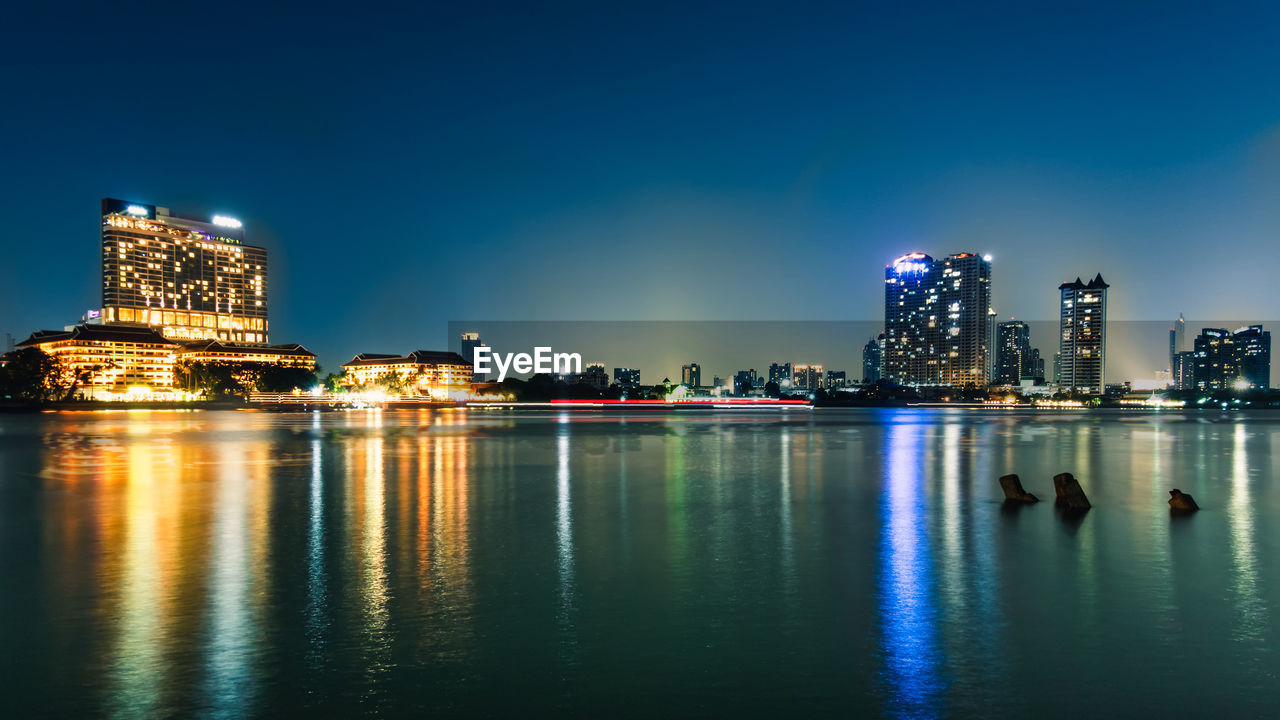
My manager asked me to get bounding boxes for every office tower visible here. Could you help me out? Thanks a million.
[1192,328,1235,391]
[100,198,268,343]
[768,362,791,386]
[1172,350,1196,390]
[987,307,999,381]
[862,336,882,384]
[1233,325,1271,390]
[883,252,992,387]
[733,369,757,395]
[614,367,641,386]
[1169,313,1186,370]
[995,320,1031,385]
[1058,274,1109,394]
[825,370,846,389]
[791,363,824,390]
[681,363,701,388]
[461,331,487,381]
[1025,348,1045,382]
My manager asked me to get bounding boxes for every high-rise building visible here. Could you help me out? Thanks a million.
[614,367,641,386]
[1172,350,1196,390]
[1169,313,1186,372]
[1193,325,1271,391]
[768,362,791,387]
[100,198,268,343]
[733,369,757,395]
[791,363,824,390]
[460,331,488,381]
[1058,274,1109,394]
[1025,347,1045,383]
[1233,325,1271,390]
[825,370,847,389]
[883,252,992,387]
[681,363,701,388]
[862,336,882,384]
[995,320,1030,385]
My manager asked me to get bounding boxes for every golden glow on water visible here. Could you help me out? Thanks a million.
[1228,422,1262,643]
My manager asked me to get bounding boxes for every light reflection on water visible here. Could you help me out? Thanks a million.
[0,408,1278,717]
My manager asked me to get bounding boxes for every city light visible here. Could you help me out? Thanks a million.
[212,215,242,228]
[125,205,148,216]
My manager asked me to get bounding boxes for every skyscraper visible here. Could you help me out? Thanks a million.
[460,331,487,381]
[1169,313,1186,371]
[995,320,1030,385]
[1058,274,1109,394]
[883,252,992,387]
[768,362,791,387]
[1233,325,1271,390]
[862,336,882,384]
[1193,325,1271,391]
[100,198,269,343]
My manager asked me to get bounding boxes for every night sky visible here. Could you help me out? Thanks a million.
[3,1,1279,369]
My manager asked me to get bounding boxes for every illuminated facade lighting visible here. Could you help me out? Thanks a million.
[1058,274,1109,394]
[16,324,178,400]
[341,350,473,400]
[884,252,992,387]
[100,198,268,344]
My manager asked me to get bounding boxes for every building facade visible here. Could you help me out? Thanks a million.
[995,320,1030,385]
[883,252,992,387]
[862,336,882,384]
[614,367,641,386]
[1058,274,1109,394]
[17,324,178,400]
[1192,325,1271,391]
[341,350,473,398]
[178,340,316,369]
[790,363,824,390]
[681,363,701,388]
[100,198,268,343]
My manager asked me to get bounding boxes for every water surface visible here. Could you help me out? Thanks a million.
[1,408,1277,717]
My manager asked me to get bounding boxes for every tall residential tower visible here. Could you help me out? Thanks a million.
[883,252,992,387]
[1058,274,1109,394]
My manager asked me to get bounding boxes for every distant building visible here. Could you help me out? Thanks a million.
[883,252,992,387]
[733,369,757,395]
[825,369,847,389]
[1058,274,1109,394]
[17,324,178,400]
[1193,325,1271,391]
[614,367,641,386]
[1169,313,1186,372]
[681,363,701,388]
[862,336,882,384]
[460,332,488,381]
[1053,352,1062,385]
[768,362,791,387]
[1025,347,1045,383]
[1172,350,1196,390]
[995,320,1030,385]
[570,362,610,391]
[341,350,472,398]
[99,198,268,343]
[1234,325,1271,390]
[791,363,824,390]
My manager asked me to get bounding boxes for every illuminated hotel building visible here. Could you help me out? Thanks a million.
[178,340,316,370]
[883,252,992,387]
[1058,274,1109,394]
[100,198,268,343]
[994,320,1031,385]
[341,351,473,399]
[17,324,178,399]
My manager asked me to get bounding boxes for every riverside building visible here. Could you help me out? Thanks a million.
[1058,274,1109,394]
[100,198,268,343]
[883,252,992,387]
[341,351,473,398]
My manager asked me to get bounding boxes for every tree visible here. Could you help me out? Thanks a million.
[0,348,68,403]
[764,380,780,398]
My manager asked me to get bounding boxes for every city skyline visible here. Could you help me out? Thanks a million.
[5,3,1280,370]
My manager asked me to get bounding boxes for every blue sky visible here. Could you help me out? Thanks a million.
[2,1,1278,368]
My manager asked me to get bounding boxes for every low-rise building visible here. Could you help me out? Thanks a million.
[179,339,316,369]
[17,324,178,399]
[341,350,472,398]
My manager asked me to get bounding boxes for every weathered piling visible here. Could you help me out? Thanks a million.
[1052,472,1091,510]
[1168,488,1199,512]
[998,474,1039,503]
